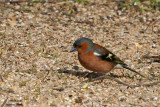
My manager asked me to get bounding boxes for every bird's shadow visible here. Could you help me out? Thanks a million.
[56,66,160,88]
[57,66,134,81]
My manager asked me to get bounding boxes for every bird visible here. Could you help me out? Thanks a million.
[70,37,147,79]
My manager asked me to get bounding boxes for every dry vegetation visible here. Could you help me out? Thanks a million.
[0,0,160,106]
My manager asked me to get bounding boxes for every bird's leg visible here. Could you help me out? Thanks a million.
[82,74,106,83]
[81,72,90,78]
[91,74,106,81]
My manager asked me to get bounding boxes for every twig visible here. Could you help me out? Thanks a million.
[0,75,4,82]
[1,97,8,107]
[83,74,134,88]
[144,18,160,32]
[131,81,160,88]
[83,74,160,88]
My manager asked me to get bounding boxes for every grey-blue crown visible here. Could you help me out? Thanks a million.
[73,37,95,53]
[73,37,93,47]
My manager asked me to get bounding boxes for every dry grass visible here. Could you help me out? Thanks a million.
[0,0,160,106]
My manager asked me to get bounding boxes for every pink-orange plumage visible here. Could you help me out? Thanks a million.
[70,37,146,78]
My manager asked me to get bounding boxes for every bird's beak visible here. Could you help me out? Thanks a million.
[70,47,77,52]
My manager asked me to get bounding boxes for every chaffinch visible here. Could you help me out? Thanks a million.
[70,37,146,78]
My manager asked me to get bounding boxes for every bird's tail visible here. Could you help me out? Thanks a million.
[121,64,147,79]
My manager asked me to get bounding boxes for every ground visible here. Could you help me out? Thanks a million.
[0,0,160,106]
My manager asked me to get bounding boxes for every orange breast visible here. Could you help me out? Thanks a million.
[78,51,115,73]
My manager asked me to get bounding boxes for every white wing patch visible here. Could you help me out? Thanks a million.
[106,53,113,59]
[93,51,102,56]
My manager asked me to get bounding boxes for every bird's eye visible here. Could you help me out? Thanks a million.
[78,45,82,48]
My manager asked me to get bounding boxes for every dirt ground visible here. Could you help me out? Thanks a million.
[0,0,160,106]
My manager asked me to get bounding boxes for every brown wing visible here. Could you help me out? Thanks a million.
[94,44,125,65]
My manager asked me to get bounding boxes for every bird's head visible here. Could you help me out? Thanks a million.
[70,37,95,54]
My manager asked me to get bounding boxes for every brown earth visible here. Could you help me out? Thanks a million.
[0,0,160,106]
